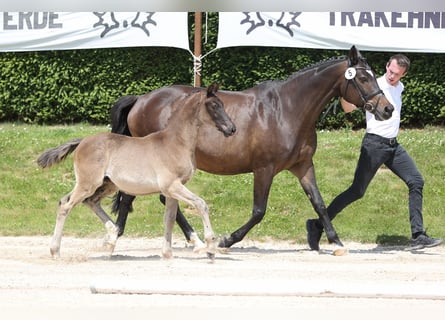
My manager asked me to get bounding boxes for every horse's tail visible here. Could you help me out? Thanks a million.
[109,95,138,215]
[110,95,138,136]
[36,138,83,169]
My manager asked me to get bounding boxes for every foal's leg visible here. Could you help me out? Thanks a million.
[165,181,216,259]
[51,186,92,257]
[114,192,204,249]
[160,195,205,251]
[161,197,178,259]
[291,164,347,255]
[83,180,119,254]
[51,193,74,257]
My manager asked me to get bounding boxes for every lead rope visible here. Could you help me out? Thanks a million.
[188,46,219,87]
[193,54,202,87]
[319,97,340,124]
[190,13,212,87]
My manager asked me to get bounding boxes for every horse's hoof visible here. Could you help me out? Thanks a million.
[104,221,119,242]
[103,242,116,254]
[193,243,207,254]
[218,235,235,249]
[189,233,206,253]
[207,251,215,261]
[50,251,60,259]
[50,247,60,259]
[192,246,208,255]
[333,245,348,256]
[217,247,230,254]
[162,251,173,259]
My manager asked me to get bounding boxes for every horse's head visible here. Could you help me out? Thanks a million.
[341,46,394,121]
[204,83,236,137]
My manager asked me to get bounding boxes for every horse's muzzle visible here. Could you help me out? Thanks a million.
[383,104,394,118]
[221,124,237,137]
[365,92,394,121]
[371,103,394,121]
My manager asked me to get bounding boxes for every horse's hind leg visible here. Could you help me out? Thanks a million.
[83,179,119,254]
[113,191,135,237]
[292,164,347,256]
[50,193,73,257]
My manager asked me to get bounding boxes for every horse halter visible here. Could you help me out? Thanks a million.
[343,60,383,113]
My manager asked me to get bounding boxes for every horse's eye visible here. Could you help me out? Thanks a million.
[208,102,220,112]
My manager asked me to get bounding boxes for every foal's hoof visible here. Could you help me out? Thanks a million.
[162,250,173,260]
[103,241,116,254]
[189,232,206,253]
[192,243,207,254]
[207,251,215,261]
[218,247,230,254]
[333,245,348,256]
[50,248,60,259]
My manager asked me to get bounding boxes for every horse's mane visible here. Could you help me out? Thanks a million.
[250,55,349,89]
[286,55,348,80]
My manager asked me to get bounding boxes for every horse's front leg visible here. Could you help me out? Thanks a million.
[160,194,205,251]
[165,182,216,260]
[162,197,178,259]
[291,164,347,256]
[113,191,204,249]
[192,196,217,260]
[219,167,274,249]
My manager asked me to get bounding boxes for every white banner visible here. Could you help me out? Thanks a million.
[217,12,445,53]
[0,12,190,51]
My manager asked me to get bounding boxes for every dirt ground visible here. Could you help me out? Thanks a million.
[1,235,445,319]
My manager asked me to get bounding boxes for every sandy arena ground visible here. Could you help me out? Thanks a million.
[1,236,445,319]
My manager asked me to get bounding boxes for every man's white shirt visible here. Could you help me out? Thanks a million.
[366,75,403,138]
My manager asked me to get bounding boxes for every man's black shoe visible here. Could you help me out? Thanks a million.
[409,232,443,250]
[306,219,323,251]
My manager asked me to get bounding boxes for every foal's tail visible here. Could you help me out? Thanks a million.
[37,138,83,169]
[110,95,139,136]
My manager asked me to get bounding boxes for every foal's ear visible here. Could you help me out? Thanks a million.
[207,83,220,96]
[348,45,361,65]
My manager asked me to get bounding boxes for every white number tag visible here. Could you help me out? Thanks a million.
[345,67,356,80]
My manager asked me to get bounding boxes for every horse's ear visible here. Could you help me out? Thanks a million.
[348,45,360,65]
[207,83,220,96]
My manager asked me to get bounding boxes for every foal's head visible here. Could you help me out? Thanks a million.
[341,46,394,121]
[204,83,236,137]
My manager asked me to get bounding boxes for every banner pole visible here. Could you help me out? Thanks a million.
[193,12,202,87]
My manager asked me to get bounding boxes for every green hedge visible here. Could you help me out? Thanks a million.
[0,48,192,124]
[1,12,444,128]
